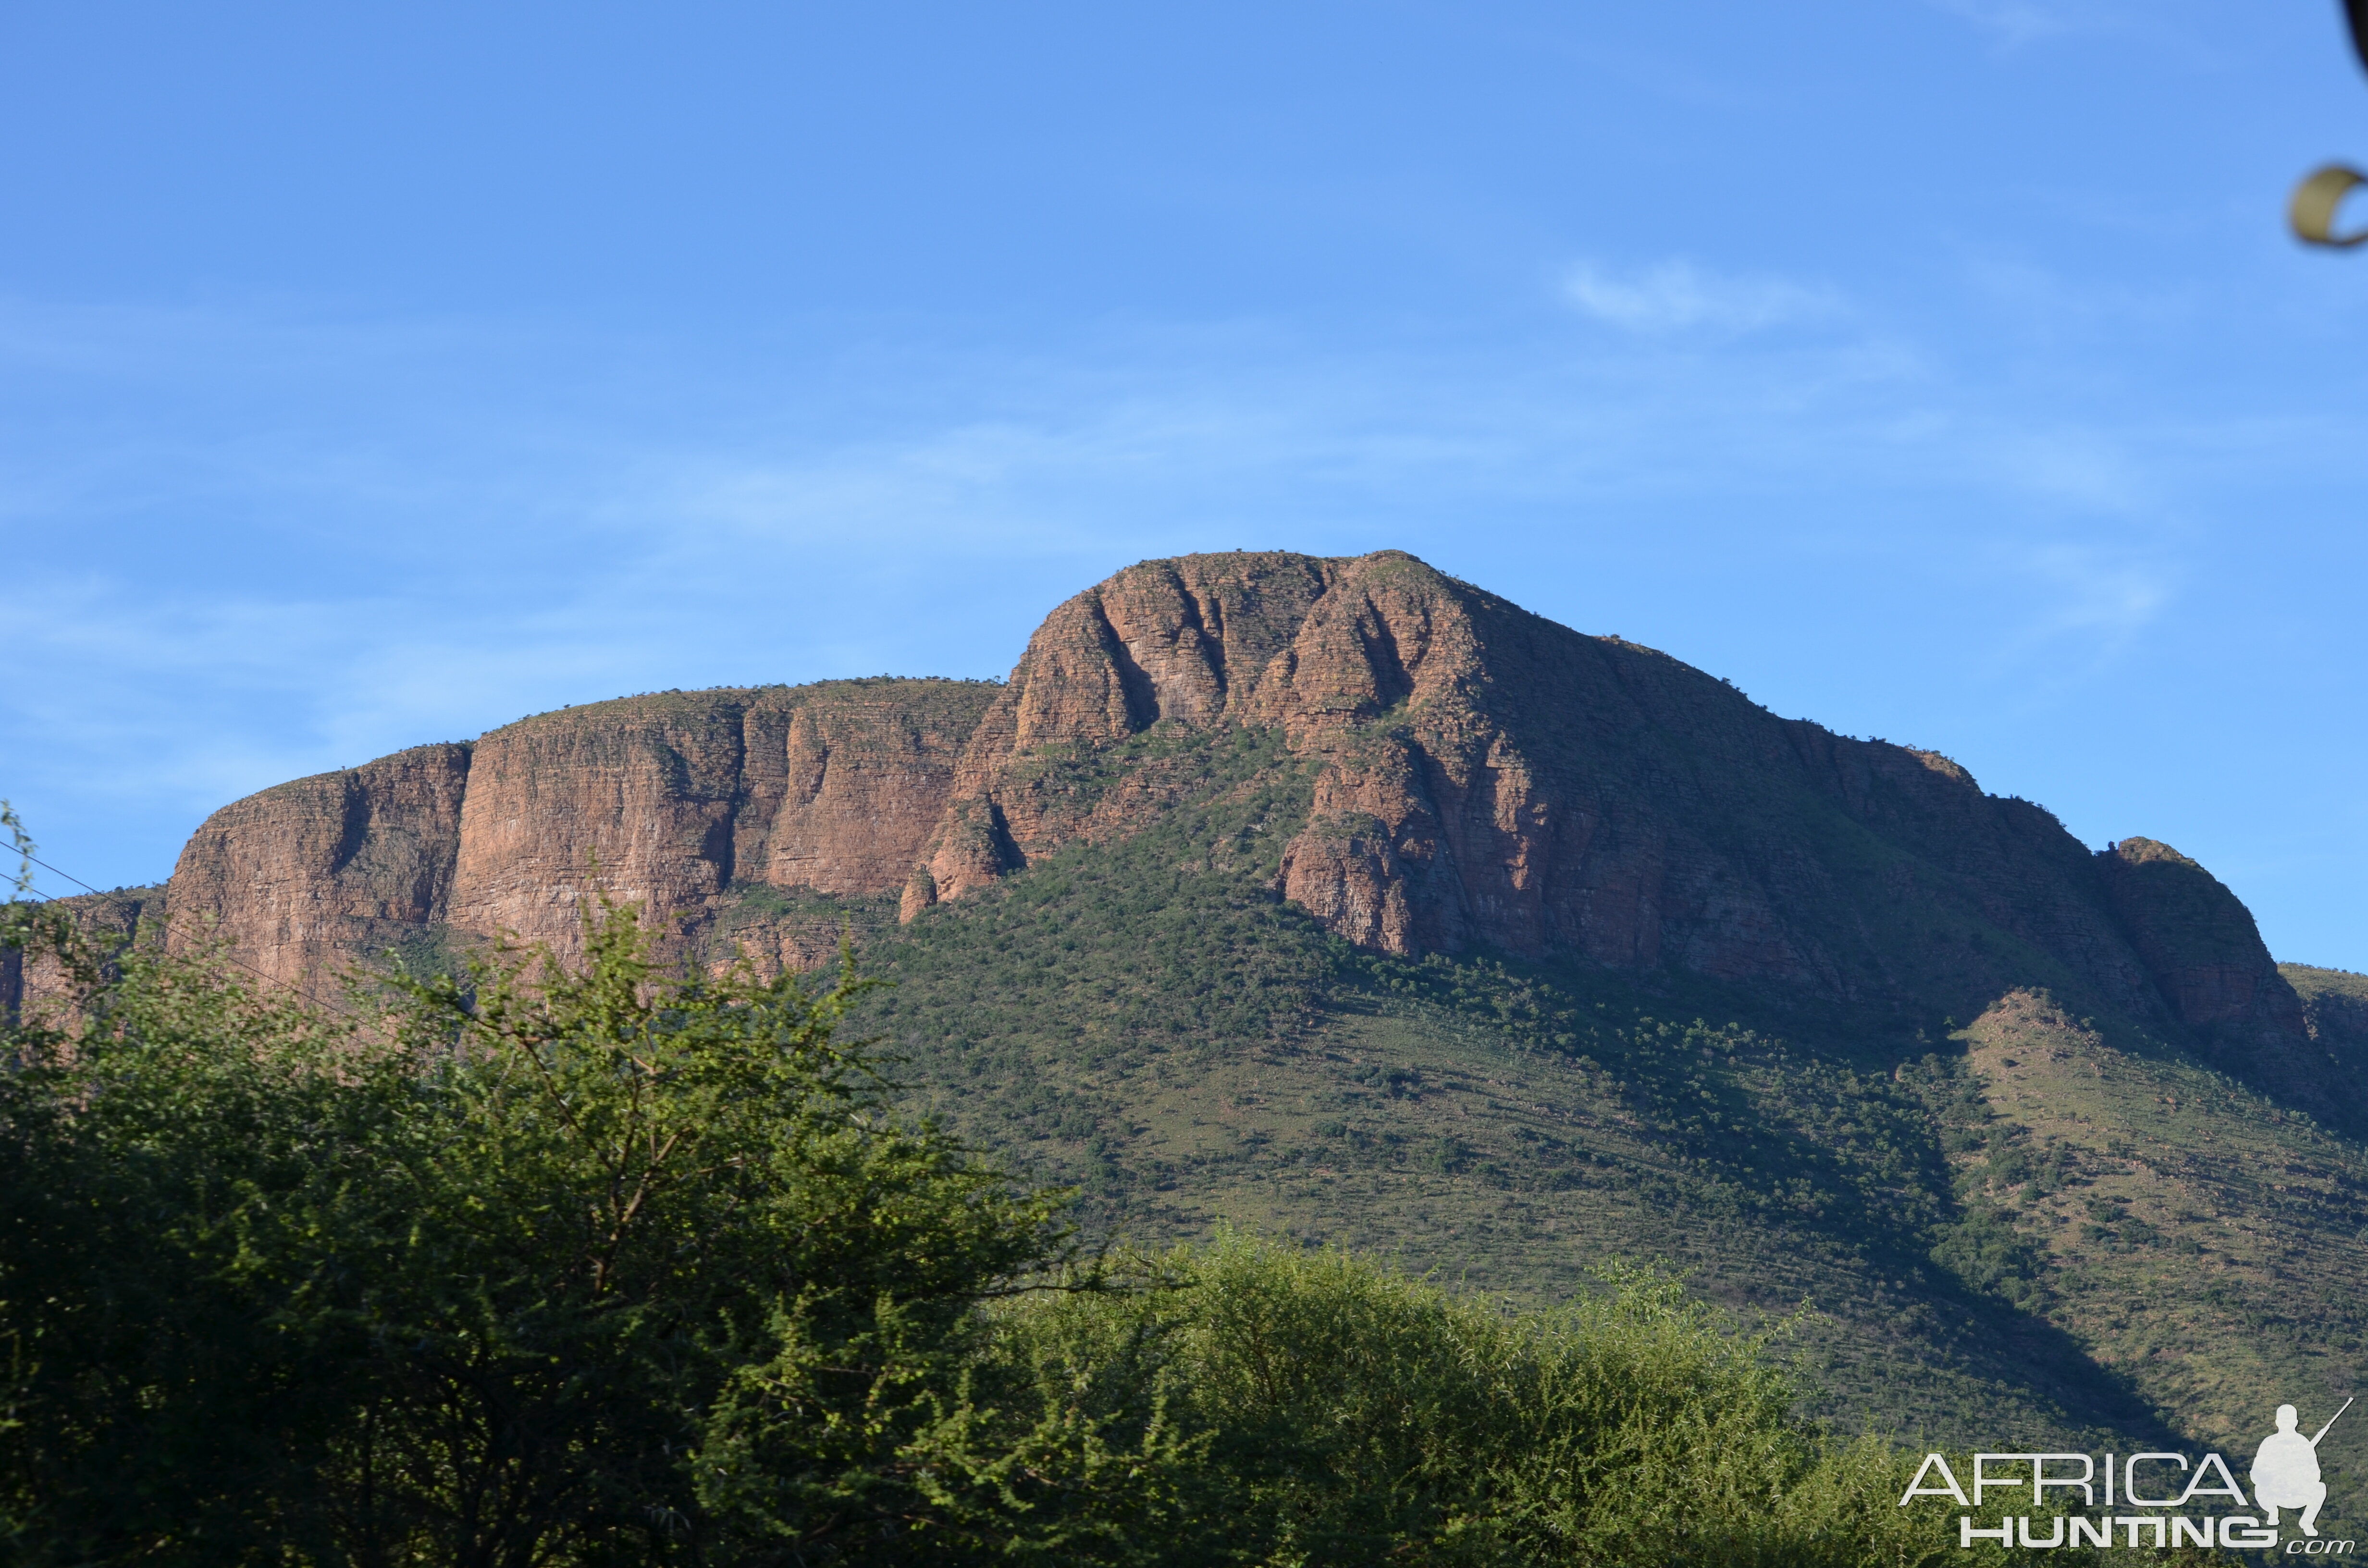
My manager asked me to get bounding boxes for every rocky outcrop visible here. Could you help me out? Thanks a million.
[2283,964,2368,1055]
[2098,838,2308,1043]
[762,692,982,895]
[152,680,994,980]
[118,551,2321,1072]
[907,552,1336,907]
[1,885,165,1029]
[168,742,472,986]
[906,551,1838,979]
[442,698,739,958]
[447,680,992,961]
[900,551,2313,1055]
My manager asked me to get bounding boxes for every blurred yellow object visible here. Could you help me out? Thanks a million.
[2292,164,2368,246]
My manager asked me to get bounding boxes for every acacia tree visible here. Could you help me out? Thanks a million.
[1,877,2054,1568]
[0,896,1080,1566]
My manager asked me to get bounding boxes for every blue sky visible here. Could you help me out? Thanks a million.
[4,1,2366,966]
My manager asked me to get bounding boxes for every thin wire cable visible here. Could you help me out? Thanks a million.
[7,848,890,1022]
[13,874,359,1020]
[7,851,366,1021]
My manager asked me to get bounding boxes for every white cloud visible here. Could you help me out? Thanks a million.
[1951,537,2180,705]
[1562,259,1843,335]
[1922,0,2077,46]
[2016,541,2175,641]
[0,284,2352,901]
[1919,0,2146,48]
[2019,440,2148,514]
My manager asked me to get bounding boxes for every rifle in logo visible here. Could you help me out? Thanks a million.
[2256,1398,2352,1538]
[1899,1397,2354,1550]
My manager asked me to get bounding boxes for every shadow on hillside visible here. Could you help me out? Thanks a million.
[1334,950,2194,1449]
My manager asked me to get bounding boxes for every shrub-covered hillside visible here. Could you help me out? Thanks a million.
[6,895,2088,1567]
[703,722,2368,1494]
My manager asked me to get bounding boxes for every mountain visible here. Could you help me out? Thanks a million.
[14,550,2368,1489]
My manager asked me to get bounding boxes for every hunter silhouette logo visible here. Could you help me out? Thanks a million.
[1899,1397,2354,1551]
[2257,1400,2350,1539]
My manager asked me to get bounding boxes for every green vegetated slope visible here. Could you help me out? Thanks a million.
[699,720,2368,1492]
[1947,992,2368,1464]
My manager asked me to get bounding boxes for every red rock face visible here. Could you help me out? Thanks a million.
[1,885,164,1030]
[444,681,994,962]
[915,552,1848,984]
[444,699,742,960]
[154,681,993,980]
[127,549,2312,1069]
[903,550,2309,1055]
[909,551,1338,907]
[167,742,473,987]
[759,696,978,895]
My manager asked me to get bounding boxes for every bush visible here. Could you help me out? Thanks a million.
[1,898,2078,1566]
[0,896,1070,1565]
[951,1237,1999,1566]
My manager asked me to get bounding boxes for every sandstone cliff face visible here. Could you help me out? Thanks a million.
[441,698,741,958]
[131,551,2313,1071]
[0,885,164,1028]
[449,679,990,962]
[157,680,993,981]
[905,552,1336,911]
[167,742,472,987]
[900,550,2309,1057]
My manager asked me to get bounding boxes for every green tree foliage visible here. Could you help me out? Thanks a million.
[0,897,1070,1565]
[958,1237,1978,1567]
[1,895,2126,1566]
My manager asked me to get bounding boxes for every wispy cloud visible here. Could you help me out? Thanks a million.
[1988,430,2155,515]
[1921,0,2077,46]
[1919,0,2144,48]
[1959,538,2181,705]
[2020,541,2174,640]
[0,283,2350,899]
[1562,259,1843,335]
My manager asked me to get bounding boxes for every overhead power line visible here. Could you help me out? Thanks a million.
[7,847,891,1026]
[7,849,360,1020]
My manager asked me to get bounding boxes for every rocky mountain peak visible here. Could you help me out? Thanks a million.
[24,550,2315,1089]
